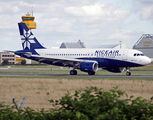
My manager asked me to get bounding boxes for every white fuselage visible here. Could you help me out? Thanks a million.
[35,48,151,67]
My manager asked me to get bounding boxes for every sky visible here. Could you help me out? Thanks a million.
[0,0,153,51]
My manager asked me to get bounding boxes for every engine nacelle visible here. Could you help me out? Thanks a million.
[103,67,125,73]
[80,62,98,72]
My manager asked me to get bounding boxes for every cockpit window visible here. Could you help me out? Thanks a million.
[133,53,145,56]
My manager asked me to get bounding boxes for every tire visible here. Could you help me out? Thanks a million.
[74,70,77,75]
[70,70,77,75]
[88,72,95,75]
[126,72,131,76]
[70,70,74,75]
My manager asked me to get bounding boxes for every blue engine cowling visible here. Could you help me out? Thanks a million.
[80,62,98,72]
[103,67,124,73]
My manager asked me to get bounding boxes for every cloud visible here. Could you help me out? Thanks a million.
[136,0,153,4]
[0,1,20,14]
[140,5,153,20]
[0,0,153,51]
[65,3,129,22]
[132,0,153,20]
[106,29,143,40]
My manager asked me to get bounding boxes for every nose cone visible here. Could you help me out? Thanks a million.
[143,56,151,65]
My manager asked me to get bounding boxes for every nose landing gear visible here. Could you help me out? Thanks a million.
[126,67,131,76]
[126,71,131,76]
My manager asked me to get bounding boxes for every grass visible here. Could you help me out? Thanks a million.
[0,62,153,109]
[0,77,153,109]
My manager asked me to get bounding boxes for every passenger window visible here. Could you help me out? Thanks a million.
[137,54,140,56]
[134,53,136,56]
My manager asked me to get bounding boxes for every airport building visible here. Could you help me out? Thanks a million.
[0,52,32,65]
[20,12,36,30]
[0,52,16,64]
[60,40,86,48]
[133,34,153,59]
[98,43,126,49]
[59,40,126,49]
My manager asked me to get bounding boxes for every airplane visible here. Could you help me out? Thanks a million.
[7,23,151,76]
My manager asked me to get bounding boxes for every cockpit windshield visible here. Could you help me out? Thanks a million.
[133,53,144,56]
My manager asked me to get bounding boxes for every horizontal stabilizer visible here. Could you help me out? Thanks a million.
[4,50,32,57]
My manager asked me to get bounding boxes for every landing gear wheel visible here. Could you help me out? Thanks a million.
[88,72,95,75]
[70,70,77,75]
[126,72,131,76]
[126,67,131,76]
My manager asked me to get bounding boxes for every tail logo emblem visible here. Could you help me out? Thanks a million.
[21,29,36,49]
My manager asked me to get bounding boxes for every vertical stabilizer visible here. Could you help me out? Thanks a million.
[18,23,45,50]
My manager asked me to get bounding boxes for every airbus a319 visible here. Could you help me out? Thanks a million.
[8,23,151,76]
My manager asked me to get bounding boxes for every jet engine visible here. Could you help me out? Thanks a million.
[103,67,125,73]
[80,62,98,72]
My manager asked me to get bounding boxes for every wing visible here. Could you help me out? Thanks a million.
[32,54,98,67]
[5,50,98,68]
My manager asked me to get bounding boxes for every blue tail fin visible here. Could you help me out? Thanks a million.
[18,23,45,50]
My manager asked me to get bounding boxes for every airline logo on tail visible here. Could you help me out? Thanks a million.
[18,23,45,50]
[21,29,36,49]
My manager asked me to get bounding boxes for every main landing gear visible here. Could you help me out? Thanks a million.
[88,72,95,75]
[70,70,77,75]
[126,67,131,76]
[70,70,95,75]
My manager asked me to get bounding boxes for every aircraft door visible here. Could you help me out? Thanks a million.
[122,50,128,60]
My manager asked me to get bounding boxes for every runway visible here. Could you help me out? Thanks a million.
[0,74,153,78]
